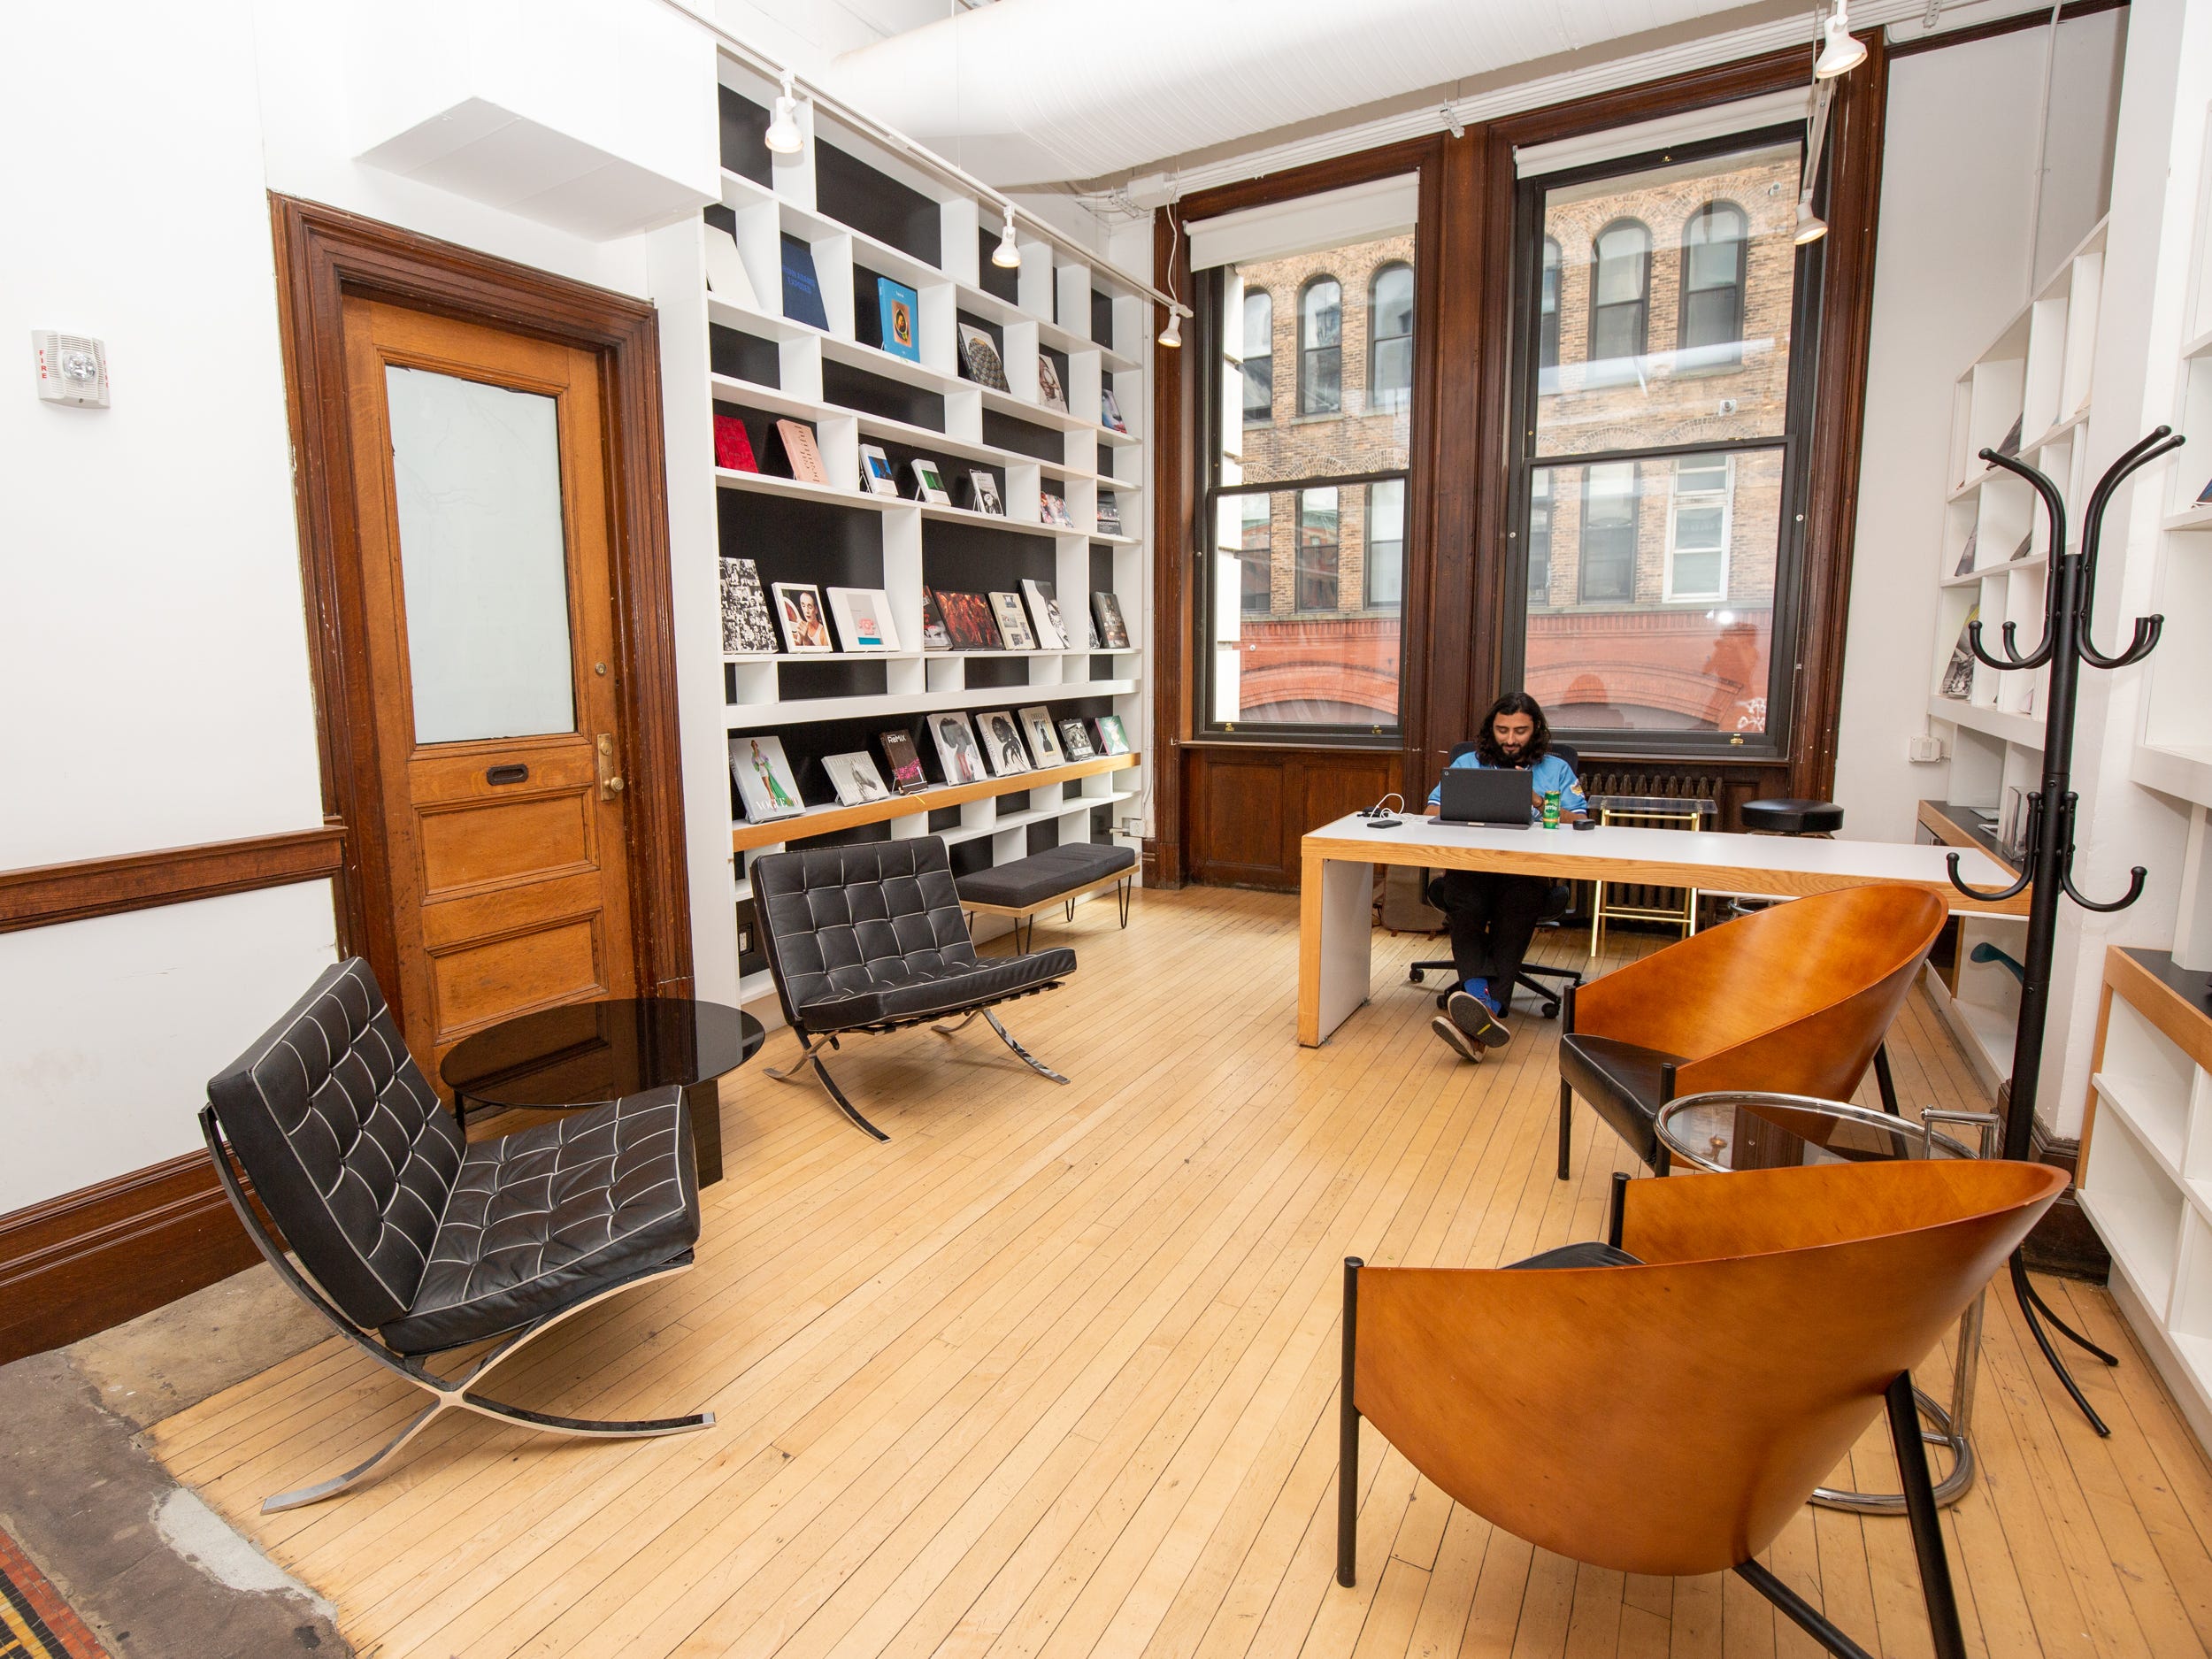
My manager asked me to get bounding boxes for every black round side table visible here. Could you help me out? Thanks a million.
[440,998,762,1187]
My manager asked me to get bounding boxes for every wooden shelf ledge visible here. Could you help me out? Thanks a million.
[732,751,1139,852]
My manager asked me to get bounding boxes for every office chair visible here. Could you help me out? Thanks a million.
[1406,741,1584,1018]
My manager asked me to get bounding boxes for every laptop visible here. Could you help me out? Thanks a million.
[1437,766,1535,827]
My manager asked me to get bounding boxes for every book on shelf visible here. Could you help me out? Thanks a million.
[730,733,806,824]
[703,227,759,308]
[2198,473,2212,504]
[919,591,952,650]
[1992,414,2024,460]
[714,412,758,472]
[719,557,779,655]
[879,730,928,793]
[1091,715,1132,756]
[1952,528,1976,578]
[957,324,1010,392]
[2007,533,2032,565]
[1939,604,1978,699]
[976,710,1032,777]
[929,710,987,784]
[770,419,827,484]
[1037,353,1067,411]
[1021,579,1067,649]
[858,442,899,497]
[826,587,901,653]
[780,234,829,331]
[964,469,1004,516]
[1058,719,1097,760]
[1039,492,1071,529]
[1020,706,1064,765]
[1092,591,1131,650]
[909,458,952,504]
[989,590,1037,651]
[933,588,997,650]
[1094,495,1123,535]
[876,277,921,363]
[1101,387,1126,434]
[822,750,893,807]
[772,582,834,653]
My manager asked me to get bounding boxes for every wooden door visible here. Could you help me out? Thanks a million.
[341,298,636,1076]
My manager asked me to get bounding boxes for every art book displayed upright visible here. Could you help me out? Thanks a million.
[1020,705,1064,765]
[876,278,920,363]
[1092,590,1132,649]
[771,419,827,484]
[1036,354,1067,411]
[933,589,997,650]
[918,590,952,650]
[976,710,1032,778]
[703,228,759,307]
[826,587,900,653]
[718,557,779,655]
[1021,579,1067,649]
[772,582,834,652]
[821,750,893,806]
[1940,604,1978,699]
[713,412,758,472]
[729,733,805,823]
[989,590,1037,650]
[957,324,1010,391]
[858,442,899,497]
[879,729,927,793]
[1094,494,1123,535]
[1091,714,1132,756]
[780,233,829,330]
[1057,718,1097,760]
[928,710,987,784]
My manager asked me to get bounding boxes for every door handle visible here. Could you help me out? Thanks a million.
[596,733,625,801]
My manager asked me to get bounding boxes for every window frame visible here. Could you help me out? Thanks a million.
[1587,217,1652,367]
[1678,200,1750,367]
[1577,462,1640,605]
[1297,275,1343,417]
[1365,477,1404,610]
[1500,122,1824,761]
[1294,486,1340,612]
[1526,467,1554,606]
[1239,493,1273,614]
[1368,262,1414,414]
[1663,452,1734,603]
[1539,237,1563,373]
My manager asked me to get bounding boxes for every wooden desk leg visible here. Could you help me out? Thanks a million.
[683,1079,726,1187]
[1301,847,1374,1047]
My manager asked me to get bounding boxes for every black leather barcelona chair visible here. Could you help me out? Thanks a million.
[753,836,1075,1141]
[201,958,713,1512]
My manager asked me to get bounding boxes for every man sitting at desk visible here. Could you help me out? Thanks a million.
[1425,692,1586,1063]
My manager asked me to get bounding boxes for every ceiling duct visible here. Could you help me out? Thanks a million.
[823,0,1763,186]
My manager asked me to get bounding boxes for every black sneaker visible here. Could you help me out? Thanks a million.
[1431,1014,1485,1063]
[1447,989,1512,1049]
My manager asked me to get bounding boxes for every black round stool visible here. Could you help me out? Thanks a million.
[1740,797,1844,836]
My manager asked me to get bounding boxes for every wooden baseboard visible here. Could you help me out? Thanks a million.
[0,1152,259,1365]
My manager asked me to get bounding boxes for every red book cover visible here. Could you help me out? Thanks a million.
[714,413,758,472]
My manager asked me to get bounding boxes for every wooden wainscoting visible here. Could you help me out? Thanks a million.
[1182,745,1400,890]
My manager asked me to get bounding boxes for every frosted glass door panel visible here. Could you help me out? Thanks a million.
[387,365,576,744]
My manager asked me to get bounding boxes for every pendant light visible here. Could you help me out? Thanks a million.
[1815,3,1868,78]
[991,205,1022,269]
[765,73,805,155]
[1157,203,1184,349]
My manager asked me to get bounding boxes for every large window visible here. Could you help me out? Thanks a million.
[1242,290,1273,423]
[1369,264,1413,413]
[1199,204,1416,734]
[1299,278,1342,415]
[1510,131,1810,743]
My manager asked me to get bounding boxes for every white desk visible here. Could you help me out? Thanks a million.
[1296,813,2028,1047]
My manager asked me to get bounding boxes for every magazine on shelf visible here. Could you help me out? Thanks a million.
[909,458,952,504]
[933,588,997,650]
[1021,579,1067,649]
[964,470,1004,516]
[1036,353,1067,411]
[858,442,899,497]
[1101,387,1126,434]
[1952,528,1977,578]
[703,228,759,308]
[780,234,829,330]
[927,710,988,784]
[876,278,920,363]
[1092,591,1131,649]
[919,591,952,651]
[1039,492,1071,528]
[713,412,757,472]
[879,730,928,793]
[772,582,834,653]
[826,587,900,653]
[989,591,1037,650]
[771,419,826,484]
[718,557,778,655]
[1091,714,1132,756]
[729,733,805,823]
[1058,719,1097,760]
[1020,706,1064,765]
[957,324,1010,392]
[821,750,893,806]
[1939,604,1978,699]
[1094,495,1123,535]
[976,710,1032,777]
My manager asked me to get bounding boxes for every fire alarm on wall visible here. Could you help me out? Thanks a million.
[33,331,109,407]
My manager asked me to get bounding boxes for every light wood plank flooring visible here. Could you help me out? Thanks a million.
[151,887,2212,1657]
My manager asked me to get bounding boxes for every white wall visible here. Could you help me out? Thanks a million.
[1832,12,2126,843]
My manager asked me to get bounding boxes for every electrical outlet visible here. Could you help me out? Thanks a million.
[1908,734,1945,764]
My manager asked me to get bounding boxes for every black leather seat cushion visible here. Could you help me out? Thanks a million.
[1506,1241,1643,1270]
[1740,797,1845,833]
[1559,1033,1688,1171]
[754,837,1076,1034]
[956,843,1135,910]
[380,1089,700,1355]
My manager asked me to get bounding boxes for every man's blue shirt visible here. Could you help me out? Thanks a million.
[1426,749,1586,817]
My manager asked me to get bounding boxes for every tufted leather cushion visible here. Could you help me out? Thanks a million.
[1559,1033,1686,1172]
[753,836,1075,1033]
[207,959,461,1328]
[1506,1241,1643,1270]
[380,1089,699,1354]
[955,842,1135,910]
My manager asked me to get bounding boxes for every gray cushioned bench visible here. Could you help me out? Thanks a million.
[956,841,1136,952]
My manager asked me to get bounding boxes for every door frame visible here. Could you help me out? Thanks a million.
[271,194,693,1024]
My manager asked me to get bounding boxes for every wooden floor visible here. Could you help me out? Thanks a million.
[152,887,2212,1658]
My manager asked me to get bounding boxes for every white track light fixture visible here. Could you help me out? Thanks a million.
[1815,3,1868,77]
[992,206,1022,269]
[1793,191,1829,244]
[765,73,805,154]
[1157,309,1182,349]
[1158,207,1185,348]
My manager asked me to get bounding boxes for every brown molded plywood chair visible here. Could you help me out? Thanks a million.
[1557,882,1947,1179]
[1340,1157,2067,1659]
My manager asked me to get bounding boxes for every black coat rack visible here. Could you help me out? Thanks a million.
[1947,424,2185,1433]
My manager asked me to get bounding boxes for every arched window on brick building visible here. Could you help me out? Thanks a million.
[1369,263,1413,412]
[1589,219,1650,374]
[1298,277,1341,415]
[1241,289,1273,424]
[1679,202,1748,365]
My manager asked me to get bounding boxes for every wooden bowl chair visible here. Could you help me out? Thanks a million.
[1557,882,1947,1180]
[1340,1157,2067,1659]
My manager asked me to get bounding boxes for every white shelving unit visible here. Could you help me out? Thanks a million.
[2082,949,2212,1450]
[654,57,1154,1011]
[1919,222,2108,1086]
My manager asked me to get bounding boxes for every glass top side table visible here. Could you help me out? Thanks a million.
[1655,1089,2001,1514]
[440,997,763,1187]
